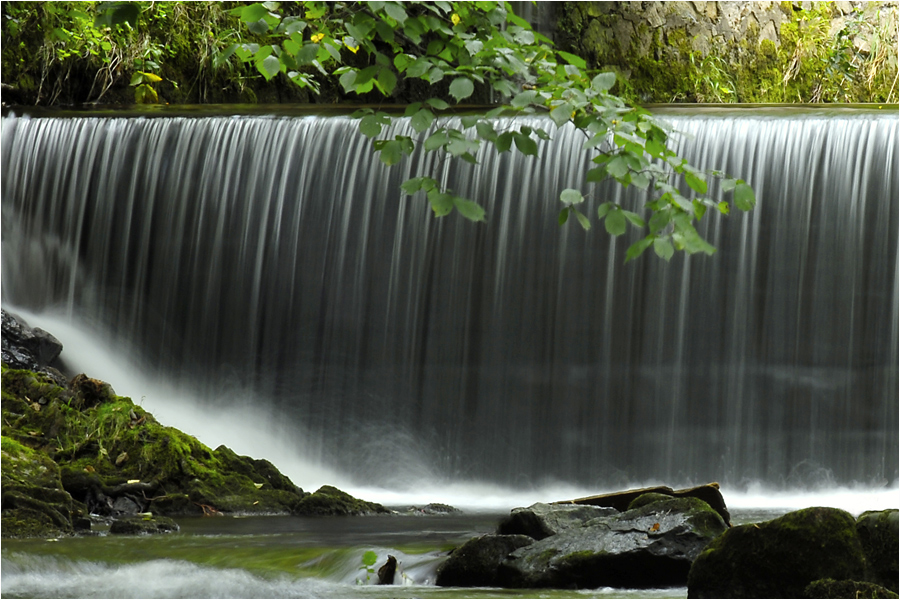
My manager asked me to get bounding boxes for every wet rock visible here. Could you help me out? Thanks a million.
[556,482,731,526]
[856,509,899,592]
[1,310,63,368]
[804,578,899,599]
[435,534,535,587]
[498,502,617,540]
[109,514,179,535]
[377,555,397,585]
[292,485,389,516]
[498,496,726,589]
[687,507,866,599]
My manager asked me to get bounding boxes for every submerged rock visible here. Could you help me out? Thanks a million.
[498,502,617,540]
[109,514,179,535]
[497,496,727,589]
[687,507,866,599]
[435,534,535,587]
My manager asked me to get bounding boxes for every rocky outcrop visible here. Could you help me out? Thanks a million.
[435,534,536,587]
[687,506,867,598]
[498,495,727,589]
[1,364,386,537]
[292,485,388,516]
[857,509,899,592]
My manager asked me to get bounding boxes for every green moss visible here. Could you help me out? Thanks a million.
[688,507,866,598]
[293,485,388,516]
[804,578,899,599]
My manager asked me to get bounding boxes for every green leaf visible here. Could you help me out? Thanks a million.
[558,207,570,226]
[427,189,454,217]
[549,103,572,127]
[631,172,650,190]
[400,177,434,195]
[604,208,626,236]
[426,98,450,110]
[734,183,756,211]
[239,3,271,23]
[557,50,587,69]
[573,209,591,231]
[495,132,514,153]
[377,67,397,96]
[514,133,538,156]
[625,236,654,262]
[296,43,319,65]
[716,201,730,215]
[597,203,612,219]
[685,172,708,194]
[653,237,674,261]
[378,140,402,165]
[606,156,629,179]
[592,72,617,92]
[449,77,474,102]
[453,197,486,222]
[586,166,607,183]
[384,2,408,24]
[424,130,449,151]
[258,55,281,80]
[460,115,480,129]
[362,551,378,567]
[560,188,583,206]
[410,108,435,133]
[510,90,537,108]
[475,121,498,142]
[622,210,646,228]
[649,209,671,234]
[359,114,383,138]
[720,178,738,192]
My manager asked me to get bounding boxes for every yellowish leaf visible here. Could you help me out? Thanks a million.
[311,32,325,43]
[451,13,460,25]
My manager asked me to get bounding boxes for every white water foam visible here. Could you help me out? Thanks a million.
[8,306,899,515]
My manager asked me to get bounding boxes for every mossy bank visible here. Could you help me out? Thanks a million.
[1,365,386,538]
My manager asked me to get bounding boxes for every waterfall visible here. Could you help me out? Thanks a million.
[2,108,897,490]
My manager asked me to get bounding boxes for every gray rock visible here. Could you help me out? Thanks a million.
[435,534,535,587]
[498,502,617,540]
[498,496,726,589]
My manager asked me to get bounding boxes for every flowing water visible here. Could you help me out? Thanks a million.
[1,106,898,597]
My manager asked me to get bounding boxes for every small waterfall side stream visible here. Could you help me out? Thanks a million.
[1,107,897,493]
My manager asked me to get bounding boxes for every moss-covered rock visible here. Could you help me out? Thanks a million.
[1,436,80,538]
[857,509,899,592]
[1,365,312,521]
[804,578,899,599]
[687,507,866,599]
[292,485,389,516]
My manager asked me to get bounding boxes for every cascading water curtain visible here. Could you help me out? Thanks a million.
[2,109,897,489]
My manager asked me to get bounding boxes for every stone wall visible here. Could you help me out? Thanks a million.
[553,1,899,103]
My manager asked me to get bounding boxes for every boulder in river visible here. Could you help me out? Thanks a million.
[497,495,727,589]
[687,506,866,598]
[856,509,899,593]
[435,534,535,587]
